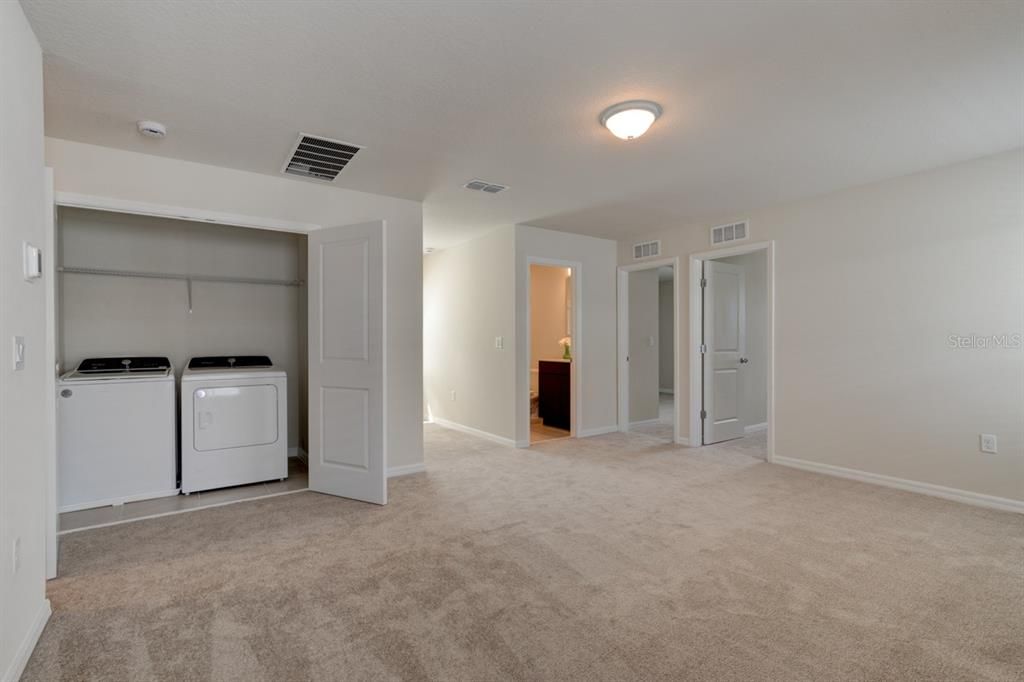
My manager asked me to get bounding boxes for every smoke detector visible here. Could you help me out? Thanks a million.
[137,120,167,138]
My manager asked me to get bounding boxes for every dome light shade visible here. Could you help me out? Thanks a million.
[600,100,662,140]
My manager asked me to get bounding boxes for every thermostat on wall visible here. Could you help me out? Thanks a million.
[23,242,42,281]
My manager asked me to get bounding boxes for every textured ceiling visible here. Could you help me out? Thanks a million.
[22,0,1024,248]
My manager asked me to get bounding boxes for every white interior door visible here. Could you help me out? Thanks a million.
[702,260,746,444]
[308,221,386,504]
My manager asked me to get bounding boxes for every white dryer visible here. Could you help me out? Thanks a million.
[180,355,287,494]
[58,356,178,511]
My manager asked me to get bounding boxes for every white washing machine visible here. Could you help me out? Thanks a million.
[180,355,287,494]
[57,356,178,512]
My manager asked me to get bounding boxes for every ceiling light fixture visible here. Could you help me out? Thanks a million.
[599,100,662,140]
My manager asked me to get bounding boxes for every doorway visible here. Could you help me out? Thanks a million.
[528,263,574,444]
[617,257,681,444]
[688,242,774,459]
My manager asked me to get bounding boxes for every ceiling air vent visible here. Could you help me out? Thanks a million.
[711,220,748,246]
[464,179,508,194]
[633,240,661,260]
[281,133,361,183]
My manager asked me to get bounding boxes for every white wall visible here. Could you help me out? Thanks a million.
[658,278,674,392]
[46,138,423,470]
[530,264,570,392]
[619,149,1024,504]
[423,227,516,441]
[58,208,308,449]
[628,269,660,422]
[719,251,767,427]
[516,225,618,442]
[424,224,617,445]
[0,3,50,679]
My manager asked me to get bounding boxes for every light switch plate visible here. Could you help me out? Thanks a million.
[22,242,42,281]
[12,336,25,371]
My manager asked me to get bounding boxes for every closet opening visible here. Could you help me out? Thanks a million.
[54,207,310,534]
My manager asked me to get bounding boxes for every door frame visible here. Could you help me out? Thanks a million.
[45,192,322,575]
[688,241,775,460]
[616,256,681,444]
[523,256,583,446]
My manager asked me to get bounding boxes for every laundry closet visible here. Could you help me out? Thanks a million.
[55,207,309,524]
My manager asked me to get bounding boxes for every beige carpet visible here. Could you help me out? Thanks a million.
[24,426,1024,681]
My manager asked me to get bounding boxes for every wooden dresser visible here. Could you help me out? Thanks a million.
[538,360,571,431]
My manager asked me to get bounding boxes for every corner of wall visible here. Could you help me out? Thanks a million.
[1,1,52,678]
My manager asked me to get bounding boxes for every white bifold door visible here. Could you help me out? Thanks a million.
[702,260,746,444]
[308,221,387,504]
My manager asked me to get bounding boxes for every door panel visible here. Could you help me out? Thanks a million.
[321,387,370,470]
[321,239,369,361]
[308,221,386,504]
[703,261,746,444]
[193,385,279,451]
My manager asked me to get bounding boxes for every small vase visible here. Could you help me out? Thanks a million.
[562,344,571,360]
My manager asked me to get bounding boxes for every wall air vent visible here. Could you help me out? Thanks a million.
[281,133,361,183]
[464,179,508,194]
[632,240,661,260]
[710,220,748,246]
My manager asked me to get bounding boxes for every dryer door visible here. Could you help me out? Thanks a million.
[193,384,279,451]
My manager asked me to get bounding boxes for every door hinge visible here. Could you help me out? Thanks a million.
[700,409,707,420]
[700,277,707,288]
[699,344,706,354]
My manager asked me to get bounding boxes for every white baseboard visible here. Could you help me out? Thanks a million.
[515,440,530,449]
[430,417,517,447]
[388,463,426,478]
[630,418,661,427]
[675,436,691,446]
[59,488,180,513]
[288,446,308,463]
[744,422,768,435]
[2,598,51,682]
[659,388,674,395]
[774,456,1024,515]
[578,425,618,438]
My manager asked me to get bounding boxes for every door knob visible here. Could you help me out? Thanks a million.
[739,357,749,364]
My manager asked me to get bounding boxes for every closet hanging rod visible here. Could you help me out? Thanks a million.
[58,266,304,287]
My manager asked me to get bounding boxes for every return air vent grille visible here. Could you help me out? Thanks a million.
[464,179,508,194]
[711,220,748,245]
[281,133,361,182]
[633,240,661,259]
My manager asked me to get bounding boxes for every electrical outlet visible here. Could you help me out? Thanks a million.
[450,390,456,401]
[980,434,997,454]
[12,537,20,573]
